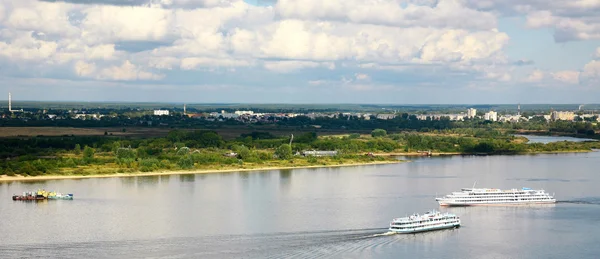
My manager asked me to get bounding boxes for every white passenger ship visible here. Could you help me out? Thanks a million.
[389,210,461,234]
[436,186,556,206]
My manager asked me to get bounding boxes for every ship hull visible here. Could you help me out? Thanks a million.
[389,223,460,234]
[438,200,556,207]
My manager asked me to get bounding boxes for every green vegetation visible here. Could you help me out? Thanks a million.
[0,130,393,177]
[371,129,387,137]
[1,128,599,178]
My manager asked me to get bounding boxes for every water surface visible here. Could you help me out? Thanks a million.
[1,151,600,258]
[516,134,597,144]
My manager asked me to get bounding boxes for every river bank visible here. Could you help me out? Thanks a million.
[0,160,402,182]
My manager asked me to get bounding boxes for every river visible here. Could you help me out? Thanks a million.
[1,147,600,258]
[515,134,598,144]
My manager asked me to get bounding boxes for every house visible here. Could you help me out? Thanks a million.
[376,114,396,120]
[154,110,169,116]
[301,150,338,157]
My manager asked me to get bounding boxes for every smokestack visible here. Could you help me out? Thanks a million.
[184,104,186,115]
[8,92,11,112]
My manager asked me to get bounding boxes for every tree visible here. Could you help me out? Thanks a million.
[83,146,95,164]
[275,144,292,160]
[371,129,387,137]
[178,155,194,169]
[74,144,81,155]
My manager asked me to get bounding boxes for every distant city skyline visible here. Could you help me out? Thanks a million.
[0,0,599,103]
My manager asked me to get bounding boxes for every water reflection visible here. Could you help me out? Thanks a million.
[136,176,159,187]
[119,176,136,187]
[179,174,195,182]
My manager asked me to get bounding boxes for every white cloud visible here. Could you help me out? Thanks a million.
[263,60,334,73]
[525,69,544,82]
[580,60,600,84]
[180,57,254,70]
[9,0,598,100]
[355,73,370,80]
[80,5,173,44]
[96,60,164,81]
[275,0,497,30]
[551,71,580,84]
[595,47,600,59]
[465,0,600,42]
[0,3,6,23]
[5,1,81,37]
[74,60,96,77]
[0,32,58,61]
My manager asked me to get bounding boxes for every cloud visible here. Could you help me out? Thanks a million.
[1,0,598,103]
[275,0,497,30]
[180,57,254,70]
[551,70,580,84]
[595,47,600,59]
[464,0,600,42]
[74,60,96,76]
[76,60,164,81]
[80,5,174,44]
[525,69,544,82]
[40,0,240,8]
[580,60,600,84]
[355,73,370,80]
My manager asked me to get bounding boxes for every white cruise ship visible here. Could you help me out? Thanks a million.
[389,210,461,234]
[436,186,556,206]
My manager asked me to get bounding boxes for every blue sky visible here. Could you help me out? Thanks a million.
[0,0,599,104]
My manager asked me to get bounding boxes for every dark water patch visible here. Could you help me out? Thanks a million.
[370,174,457,179]
[558,198,600,205]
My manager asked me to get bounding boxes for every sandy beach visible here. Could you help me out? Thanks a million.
[0,160,402,182]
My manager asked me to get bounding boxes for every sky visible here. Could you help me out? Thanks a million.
[0,0,599,104]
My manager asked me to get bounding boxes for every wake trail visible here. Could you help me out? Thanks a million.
[371,231,397,237]
[557,199,600,206]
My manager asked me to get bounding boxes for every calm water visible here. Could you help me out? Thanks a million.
[2,152,600,258]
[516,134,598,144]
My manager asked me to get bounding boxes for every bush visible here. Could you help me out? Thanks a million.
[83,146,95,164]
[140,158,161,172]
[348,133,361,139]
[116,148,136,163]
[178,155,194,169]
[275,144,293,160]
[371,129,387,137]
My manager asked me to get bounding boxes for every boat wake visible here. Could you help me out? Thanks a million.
[0,228,400,259]
[558,198,600,205]
[371,231,397,237]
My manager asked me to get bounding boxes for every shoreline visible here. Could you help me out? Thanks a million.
[0,160,402,182]
[370,150,593,157]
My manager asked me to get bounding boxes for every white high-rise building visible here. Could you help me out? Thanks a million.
[484,111,498,122]
[8,92,12,111]
[550,111,575,121]
[467,108,477,118]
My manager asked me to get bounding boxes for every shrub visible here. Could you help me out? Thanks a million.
[178,155,194,169]
[275,144,292,160]
[371,129,387,138]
